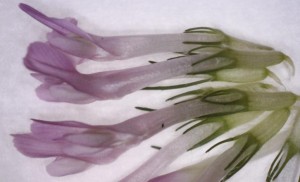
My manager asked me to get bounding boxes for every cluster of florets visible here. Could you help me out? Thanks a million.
[13,3,300,182]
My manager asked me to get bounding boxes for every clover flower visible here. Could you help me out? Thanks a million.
[19,3,283,62]
[24,40,289,104]
[14,3,300,182]
[20,5,293,104]
[13,92,247,176]
[13,88,296,177]
[12,119,140,176]
[19,3,224,61]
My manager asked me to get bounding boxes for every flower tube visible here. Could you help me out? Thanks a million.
[19,3,225,61]
[23,42,225,103]
[20,3,287,63]
[25,41,289,104]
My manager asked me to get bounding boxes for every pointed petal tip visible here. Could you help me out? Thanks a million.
[19,3,46,19]
[19,3,30,11]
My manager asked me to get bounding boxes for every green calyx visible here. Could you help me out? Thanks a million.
[205,109,290,181]
[214,68,268,83]
[180,111,263,151]
[247,92,296,111]
[249,109,290,143]
[201,89,296,111]
[166,83,275,101]
[183,27,226,45]
[202,89,247,104]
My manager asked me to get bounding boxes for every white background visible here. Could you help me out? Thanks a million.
[1,0,300,182]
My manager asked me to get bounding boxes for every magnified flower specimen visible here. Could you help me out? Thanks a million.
[13,3,300,182]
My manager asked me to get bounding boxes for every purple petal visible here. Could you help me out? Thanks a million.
[19,3,92,40]
[60,144,115,164]
[25,42,77,72]
[25,43,98,103]
[46,157,91,176]
[64,132,114,147]
[32,119,94,128]
[30,119,91,139]
[47,31,104,59]
[12,134,63,157]
[62,144,102,157]
[31,73,62,84]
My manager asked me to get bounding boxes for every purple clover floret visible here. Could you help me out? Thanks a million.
[13,119,141,176]
[24,41,288,104]
[19,3,225,61]
[13,98,244,176]
[24,42,229,103]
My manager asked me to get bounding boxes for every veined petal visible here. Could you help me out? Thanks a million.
[12,134,63,157]
[30,119,91,139]
[24,42,77,72]
[64,132,115,147]
[47,31,104,59]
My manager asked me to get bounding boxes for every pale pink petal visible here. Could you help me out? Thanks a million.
[46,157,91,176]
[35,83,97,104]
[12,134,63,157]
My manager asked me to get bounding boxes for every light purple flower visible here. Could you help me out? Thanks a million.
[24,42,228,103]
[13,98,244,176]
[13,119,141,176]
[19,3,225,61]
